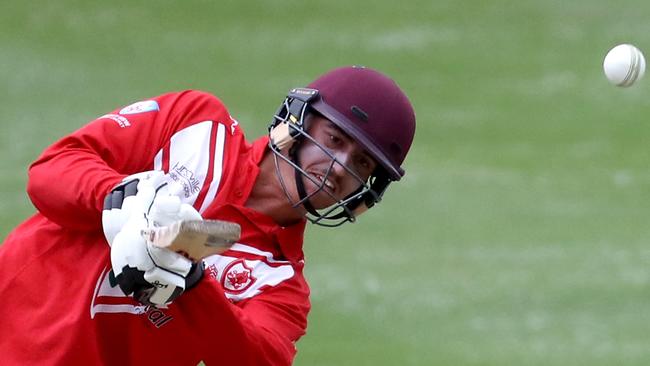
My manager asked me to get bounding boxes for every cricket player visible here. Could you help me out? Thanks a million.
[0,66,416,365]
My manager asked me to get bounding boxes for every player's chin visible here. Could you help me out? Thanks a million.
[305,188,340,209]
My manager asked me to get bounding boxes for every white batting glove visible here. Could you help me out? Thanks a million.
[111,226,203,306]
[148,194,203,227]
[109,176,205,306]
[102,171,168,246]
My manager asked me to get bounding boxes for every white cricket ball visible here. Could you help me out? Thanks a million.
[603,44,646,87]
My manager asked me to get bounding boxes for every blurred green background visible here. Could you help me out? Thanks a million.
[2,0,650,365]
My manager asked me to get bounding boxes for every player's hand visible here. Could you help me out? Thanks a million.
[102,171,168,246]
[111,225,204,306]
[108,173,205,306]
[148,194,203,227]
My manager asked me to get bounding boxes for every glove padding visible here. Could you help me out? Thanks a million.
[108,171,205,306]
[102,171,168,246]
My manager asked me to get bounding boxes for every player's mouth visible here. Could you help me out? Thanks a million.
[309,172,336,195]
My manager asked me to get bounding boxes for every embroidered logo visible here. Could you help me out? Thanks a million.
[222,259,256,294]
[168,162,201,198]
[100,114,130,128]
[207,263,219,281]
[119,100,160,115]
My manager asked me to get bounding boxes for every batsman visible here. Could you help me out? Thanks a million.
[0,66,416,365]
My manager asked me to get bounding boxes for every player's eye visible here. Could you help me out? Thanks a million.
[355,156,375,177]
[359,157,371,170]
[328,133,343,146]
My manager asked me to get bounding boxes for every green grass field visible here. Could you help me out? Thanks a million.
[3,1,650,364]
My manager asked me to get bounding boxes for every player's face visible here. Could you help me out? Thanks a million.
[296,115,378,209]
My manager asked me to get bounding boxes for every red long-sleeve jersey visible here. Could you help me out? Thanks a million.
[0,90,310,365]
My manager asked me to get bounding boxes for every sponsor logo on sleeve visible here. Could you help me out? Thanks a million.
[119,100,160,115]
[99,114,131,128]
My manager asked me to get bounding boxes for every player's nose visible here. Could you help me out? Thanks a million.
[330,151,353,179]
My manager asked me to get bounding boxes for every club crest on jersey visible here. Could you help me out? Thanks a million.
[119,100,160,115]
[222,259,256,294]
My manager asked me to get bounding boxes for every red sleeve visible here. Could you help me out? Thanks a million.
[181,269,310,366]
[26,90,233,230]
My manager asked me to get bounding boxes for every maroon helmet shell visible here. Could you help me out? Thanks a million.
[307,66,416,180]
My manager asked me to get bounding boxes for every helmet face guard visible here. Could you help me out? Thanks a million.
[268,66,415,227]
[268,88,390,227]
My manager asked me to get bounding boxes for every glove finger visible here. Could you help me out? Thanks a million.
[103,192,113,211]
[161,194,182,209]
[108,179,138,209]
[143,170,168,190]
[135,170,167,193]
[152,195,182,215]
[149,195,182,226]
[134,184,157,215]
[123,179,139,197]
[111,223,151,276]
[119,195,139,218]
[178,203,203,221]
[165,180,187,197]
[103,194,141,246]
[147,244,193,276]
[110,190,124,210]
[102,209,120,245]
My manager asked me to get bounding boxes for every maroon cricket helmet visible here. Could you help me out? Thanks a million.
[307,66,416,180]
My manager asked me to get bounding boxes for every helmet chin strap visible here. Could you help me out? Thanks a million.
[289,143,321,218]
